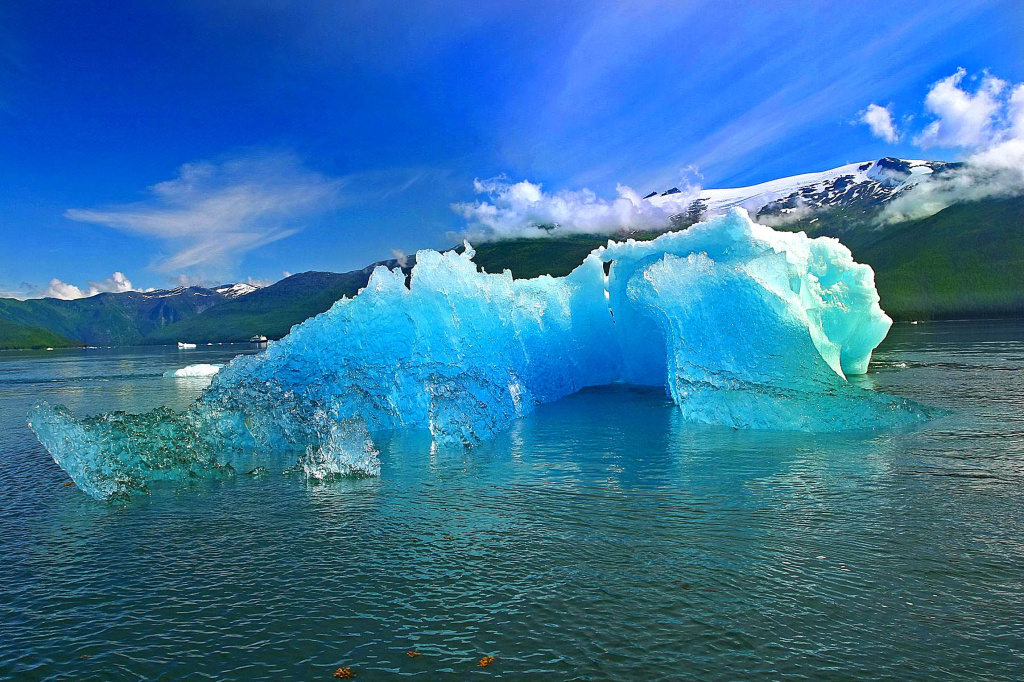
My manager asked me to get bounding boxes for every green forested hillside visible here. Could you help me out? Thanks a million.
[0,288,225,346]
[855,196,1024,320]
[471,236,611,279]
[0,319,80,350]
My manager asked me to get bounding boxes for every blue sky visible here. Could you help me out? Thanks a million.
[1,0,1021,295]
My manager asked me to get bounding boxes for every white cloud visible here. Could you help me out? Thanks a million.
[390,248,409,268]
[860,103,900,143]
[44,279,88,300]
[65,151,343,274]
[868,69,1024,223]
[452,175,699,240]
[914,68,1007,149]
[39,271,137,300]
[966,83,1024,173]
[173,273,207,288]
[881,162,1024,223]
[91,271,135,294]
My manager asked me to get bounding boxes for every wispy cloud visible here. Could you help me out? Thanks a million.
[65,151,343,274]
[859,104,901,143]
[501,1,990,193]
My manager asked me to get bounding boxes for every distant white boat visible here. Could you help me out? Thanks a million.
[250,335,269,345]
[177,342,197,349]
[45,347,53,351]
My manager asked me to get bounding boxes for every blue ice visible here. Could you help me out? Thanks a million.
[29,210,928,499]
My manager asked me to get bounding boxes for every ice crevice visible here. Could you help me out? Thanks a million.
[29,209,929,500]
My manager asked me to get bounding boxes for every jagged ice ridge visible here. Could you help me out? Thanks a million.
[29,210,929,500]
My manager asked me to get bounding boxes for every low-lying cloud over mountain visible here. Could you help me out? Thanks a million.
[863,69,1024,222]
[452,175,699,240]
[28,272,141,301]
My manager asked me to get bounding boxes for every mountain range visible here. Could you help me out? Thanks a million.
[0,260,410,349]
[654,157,960,223]
[2,157,1021,349]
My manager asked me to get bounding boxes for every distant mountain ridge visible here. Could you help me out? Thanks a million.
[0,285,231,347]
[145,258,412,343]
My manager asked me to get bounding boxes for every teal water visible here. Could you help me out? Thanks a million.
[1,324,1023,680]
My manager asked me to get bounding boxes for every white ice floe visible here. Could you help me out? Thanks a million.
[163,363,224,378]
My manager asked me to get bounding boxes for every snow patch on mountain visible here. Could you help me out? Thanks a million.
[647,158,957,223]
[214,283,261,298]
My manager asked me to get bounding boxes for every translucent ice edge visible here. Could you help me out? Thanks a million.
[29,210,931,500]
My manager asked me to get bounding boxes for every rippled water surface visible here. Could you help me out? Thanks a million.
[2,324,1023,680]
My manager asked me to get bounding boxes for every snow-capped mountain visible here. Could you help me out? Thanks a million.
[137,282,260,300]
[213,282,261,298]
[647,157,960,222]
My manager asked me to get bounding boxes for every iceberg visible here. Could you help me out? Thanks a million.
[29,210,928,500]
[164,363,224,378]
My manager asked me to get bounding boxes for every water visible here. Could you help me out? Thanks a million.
[1,325,1023,680]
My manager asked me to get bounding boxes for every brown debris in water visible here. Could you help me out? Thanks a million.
[478,656,495,668]
[333,666,356,679]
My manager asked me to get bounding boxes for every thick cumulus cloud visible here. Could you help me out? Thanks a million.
[43,279,89,301]
[877,69,1024,223]
[914,69,1007,149]
[40,272,138,300]
[968,82,1024,172]
[452,176,698,240]
[860,104,900,143]
[65,151,343,275]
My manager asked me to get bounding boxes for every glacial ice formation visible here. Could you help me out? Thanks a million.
[29,209,928,500]
[164,363,224,378]
[292,415,381,481]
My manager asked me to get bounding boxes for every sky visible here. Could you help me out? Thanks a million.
[0,0,1022,297]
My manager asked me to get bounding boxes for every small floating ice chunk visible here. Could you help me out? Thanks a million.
[294,415,381,480]
[164,363,224,378]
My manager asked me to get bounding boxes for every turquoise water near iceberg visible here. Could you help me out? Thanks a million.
[1,324,1023,680]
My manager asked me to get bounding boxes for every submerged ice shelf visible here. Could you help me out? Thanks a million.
[30,210,930,500]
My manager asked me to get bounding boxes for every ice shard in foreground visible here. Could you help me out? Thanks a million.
[30,210,929,500]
